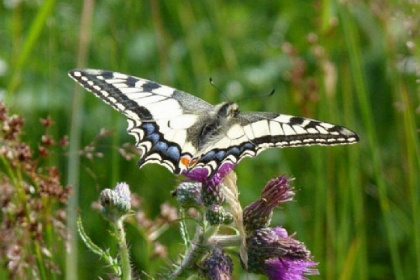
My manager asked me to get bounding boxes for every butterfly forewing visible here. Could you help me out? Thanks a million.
[69,69,214,174]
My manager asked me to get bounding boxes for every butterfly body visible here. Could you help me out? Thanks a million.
[69,69,359,177]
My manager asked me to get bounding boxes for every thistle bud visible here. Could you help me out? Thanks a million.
[172,181,203,209]
[100,182,131,222]
[202,183,225,206]
[206,205,233,225]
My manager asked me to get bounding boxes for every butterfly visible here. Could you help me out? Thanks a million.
[69,69,359,178]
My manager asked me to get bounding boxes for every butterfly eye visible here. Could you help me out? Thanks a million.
[232,104,240,116]
[225,103,239,118]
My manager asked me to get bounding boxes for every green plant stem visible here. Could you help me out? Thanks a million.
[115,219,131,280]
[179,209,191,250]
[33,241,48,280]
[77,216,121,275]
[168,225,205,280]
[400,84,420,279]
[208,234,242,247]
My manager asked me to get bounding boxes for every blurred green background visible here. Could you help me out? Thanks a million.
[0,0,419,279]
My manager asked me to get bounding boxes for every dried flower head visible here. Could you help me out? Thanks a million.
[2,114,24,140]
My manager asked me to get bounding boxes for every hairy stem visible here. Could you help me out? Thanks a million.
[168,226,206,279]
[115,219,131,280]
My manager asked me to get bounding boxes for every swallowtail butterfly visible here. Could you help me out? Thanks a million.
[69,69,359,177]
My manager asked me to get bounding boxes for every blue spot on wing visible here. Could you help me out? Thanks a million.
[152,141,168,152]
[198,141,256,165]
[147,133,160,144]
[142,123,155,134]
[215,151,226,161]
[226,147,240,157]
[200,150,216,162]
[239,142,254,153]
[167,146,181,161]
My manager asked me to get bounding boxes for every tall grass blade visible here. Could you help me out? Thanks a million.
[6,0,56,101]
[65,1,95,279]
[339,5,403,280]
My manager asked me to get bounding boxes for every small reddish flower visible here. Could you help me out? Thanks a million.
[40,117,53,128]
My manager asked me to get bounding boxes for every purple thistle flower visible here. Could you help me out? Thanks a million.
[200,247,233,280]
[182,163,234,210]
[243,176,294,233]
[183,162,235,188]
[246,227,318,280]
[183,167,209,182]
[265,258,319,280]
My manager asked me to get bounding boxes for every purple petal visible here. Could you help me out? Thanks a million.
[272,226,288,238]
[183,162,235,186]
[265,258,319,280]
[183,167,209,182]
[208,162,235,186]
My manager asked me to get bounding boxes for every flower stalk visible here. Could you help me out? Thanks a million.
[167,225,205,280]
[114,219,131,280]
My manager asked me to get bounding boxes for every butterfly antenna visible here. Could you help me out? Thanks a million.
[237,88,276,103]
[209,77,230,101]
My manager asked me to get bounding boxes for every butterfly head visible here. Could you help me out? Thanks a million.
[216,102,240,119]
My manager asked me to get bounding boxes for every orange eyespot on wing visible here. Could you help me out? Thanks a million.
[180,156,191,167]
[180,155,200,169]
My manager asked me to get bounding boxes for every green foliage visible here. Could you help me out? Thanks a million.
[0,1,419,279]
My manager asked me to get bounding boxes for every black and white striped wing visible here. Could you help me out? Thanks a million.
[69,69,213,174]
[191,112,359,174]
[69,69,359,178]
